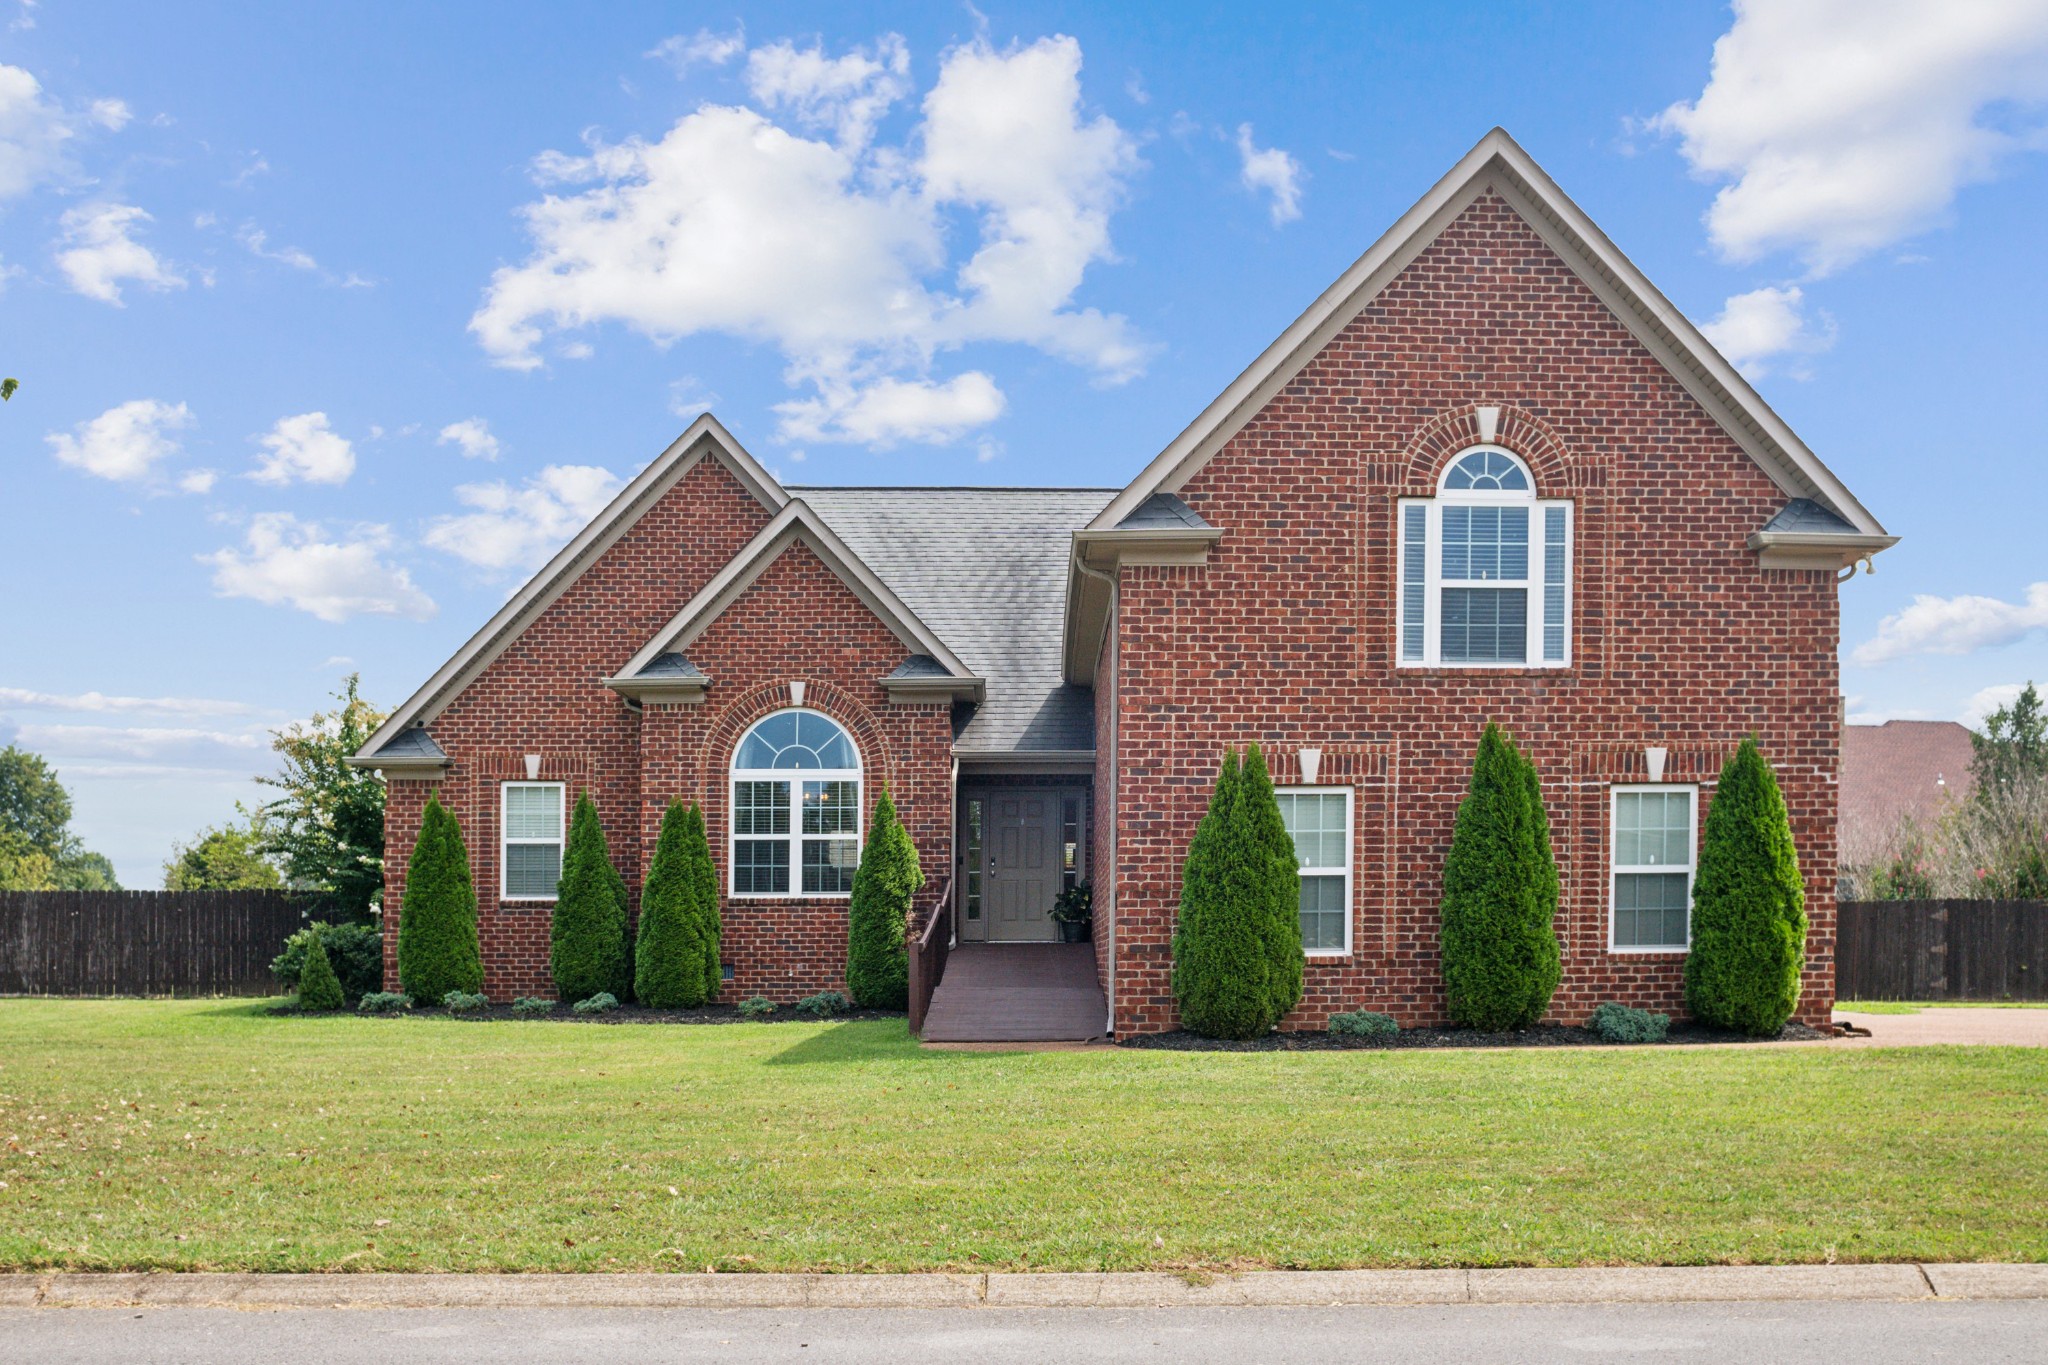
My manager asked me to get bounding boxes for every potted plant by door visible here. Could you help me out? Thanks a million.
[1052,881,1093,944]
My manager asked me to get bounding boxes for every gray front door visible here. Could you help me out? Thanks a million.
[986,790,1061,942]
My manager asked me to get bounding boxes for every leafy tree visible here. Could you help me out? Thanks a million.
[1685,738,1807,1036]
[635,801,721,1008]
[272,921,384,1002]
[257,675,387,919]
[551,791,630,1003]
[1971,682,2048,802]
[1439,724,1561,1031]
[846,783,922,1010]
[163,812,282,890]
[51,843,120,890]
[1,377,17,401]
[0,745,73,856]
[395,794,483,1002]
[296,935,346,1011]
[0,830,55,891]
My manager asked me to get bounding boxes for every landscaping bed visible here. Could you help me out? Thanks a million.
[296,1000,906,1026]
[1120,1020,1833,1052]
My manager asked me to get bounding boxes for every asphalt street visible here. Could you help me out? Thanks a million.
[5,1299,2046,1364]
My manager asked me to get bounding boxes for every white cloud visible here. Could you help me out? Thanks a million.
[177,468,218,495]
[647,25,746,74]
[15,723,265,758]
[1234,122,1304,225]
[776,372,1005,447]
[472,33,1144,448]
[667,377,719,419]
[1961,682,2028,727]
[1651,0,2048,275]
[46,398,193,482]
[1852,582,2048,665]
[1698,284,1836,378]
[0,687,258,717]
[0,63,72,198]
[203,514,435,622]
[423,464,624,574]
[250,412,355,486]
[88,97,130,131]
[237,224,318,271]
[55,203,185,303]
[744,33,909,151]
[437,417,501,461]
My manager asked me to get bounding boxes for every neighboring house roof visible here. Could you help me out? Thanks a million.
[1085,127,1895,549]
[796,486,1117,753]
[1840,720,1976,867]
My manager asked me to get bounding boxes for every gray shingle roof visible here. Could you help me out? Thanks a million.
[1760,498,1859,535]
[369,728,447,762]
[791,487,1116,753]
[887,654,954,680]
[1118,491,1212,531]
[637,652,706,679]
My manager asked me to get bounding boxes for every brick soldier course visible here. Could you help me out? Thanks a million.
[355,129,1894,1036]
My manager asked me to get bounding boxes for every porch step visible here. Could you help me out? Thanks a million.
[920,943,1107,1043]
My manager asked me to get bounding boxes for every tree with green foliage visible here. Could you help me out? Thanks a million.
[296,935,346,1011]
[0,745,120,890]
[1971,682,2048,802]
[1439,724,1561,1031]
[846,784,922,1010]
[257,675,387,919]
[635,800,721,1007]
[395,794,483,1002]
[50,846,119,890]
[1171,746,1304,1040]
[1686,738,1806,1036]
[551,791,630,1003]
[163,811,282,890]
[272,921,384,1002]
[0,830,54,891]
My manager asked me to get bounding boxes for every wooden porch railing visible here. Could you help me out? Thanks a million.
[908,877,952,1037]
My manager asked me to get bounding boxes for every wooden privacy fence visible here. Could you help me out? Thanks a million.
[1837,899,2047,1001]
[0,890,330,997]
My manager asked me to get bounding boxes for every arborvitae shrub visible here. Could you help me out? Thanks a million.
[1590,1002,1670,1044]
[272,921,383,1003]
[1686,738,1808,1036]
[295,935,346,1011]
[551,792,630,1005]
[1172,747,1301,1040]
[635,801,721,1008]
[395,794,483,1003]
[846,784,921,1009]
[1439,725,1561,1031]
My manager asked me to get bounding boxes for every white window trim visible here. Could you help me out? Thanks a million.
[1397,446,1573,670]
[500,781,566,903]
[1279,784,1353,958]
[728,709,863,900]
[1608,783,1698,954]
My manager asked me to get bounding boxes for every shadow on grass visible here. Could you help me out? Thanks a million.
[766,1019,924,1065]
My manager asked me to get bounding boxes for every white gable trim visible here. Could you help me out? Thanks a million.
[1087,128,1890,540]
[611,499,983,695]
[352,413,788,765]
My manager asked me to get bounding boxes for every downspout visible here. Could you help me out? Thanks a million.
[1071,544,1120,1037]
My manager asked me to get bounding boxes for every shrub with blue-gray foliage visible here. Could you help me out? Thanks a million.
[1590,1002,1670,1044]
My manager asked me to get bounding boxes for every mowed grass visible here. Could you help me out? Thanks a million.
[2,1000,2045,1273]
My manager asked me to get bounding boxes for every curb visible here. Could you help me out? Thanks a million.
[3,1264,2045,1310]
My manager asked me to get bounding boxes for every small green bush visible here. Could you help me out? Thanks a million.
[737,995,777,1020]
[1439,724,1561,1032]
[295,936,346,1012]
[571,991,619,1015]
[635,800,721,1008]
[795,990,851,1018]
[1329,1009,1399,1039]
[442,990,489,1014]
[847,784,922,1009]
[1590,1002,1670,1044]
[552,793,631,1005]
[1686,738,1808,1037]
[396,794,483,1002]
[272,921,383,1003]
[511,996,554,1018]
[357,991,413,1014]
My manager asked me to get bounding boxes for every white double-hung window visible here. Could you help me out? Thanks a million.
[1275,787,1353,956]
[1399,447,1572,667]
[730,709,862,898]
[501,782,565,901]
[1610,786,1697,951]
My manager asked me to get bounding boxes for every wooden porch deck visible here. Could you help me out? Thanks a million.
[918,943,1108,1043]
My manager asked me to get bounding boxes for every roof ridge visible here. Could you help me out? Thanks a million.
[788,485,1120,493]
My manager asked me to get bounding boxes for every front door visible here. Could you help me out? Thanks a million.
[986,790,1062,942]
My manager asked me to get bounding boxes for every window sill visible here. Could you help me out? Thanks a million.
[1607,945,1689,956]
[1304,950,1353,960]
[499,897,558,906]
[1394,662,1574,673]
[727,893,855,902]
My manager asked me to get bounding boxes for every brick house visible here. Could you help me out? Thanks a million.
[353,130,1895,1038]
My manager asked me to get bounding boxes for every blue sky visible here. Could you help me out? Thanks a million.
[6,1,2048,886]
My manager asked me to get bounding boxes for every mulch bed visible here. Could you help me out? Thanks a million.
[281,1002,905,1026]
[1119,1020,1833,1051]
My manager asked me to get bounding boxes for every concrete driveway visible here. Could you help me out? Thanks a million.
[1833,1006,2048,1047]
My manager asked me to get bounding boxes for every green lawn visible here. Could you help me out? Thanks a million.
[1838,1001,2048,1014]
[2,999,2045,1273]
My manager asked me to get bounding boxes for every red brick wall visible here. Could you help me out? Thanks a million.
[1106,190,1841,1034]
[379,456,950,1003]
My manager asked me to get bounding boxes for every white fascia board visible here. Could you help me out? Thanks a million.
[1085,127,1891,542]
[615,499,977,684]
[354,414,789,763]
